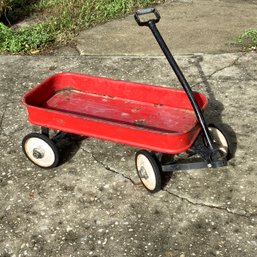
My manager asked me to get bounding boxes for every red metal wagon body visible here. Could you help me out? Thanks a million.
[21,8,229,193]
[23,72,208,154]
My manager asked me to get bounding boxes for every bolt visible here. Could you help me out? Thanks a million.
[139,167,149,179]
[33,149,44,159]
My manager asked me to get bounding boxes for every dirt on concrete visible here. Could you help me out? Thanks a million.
[0,52,257,256]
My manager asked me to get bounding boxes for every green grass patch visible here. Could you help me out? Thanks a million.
[238,28,257,51]
[0,22,53,52]
[0,0,164,53]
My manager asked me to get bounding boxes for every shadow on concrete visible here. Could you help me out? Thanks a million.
[161,55,238,190]
[195,55,238,159]
[56,134,86,166]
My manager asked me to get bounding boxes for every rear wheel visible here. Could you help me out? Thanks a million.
[207,124,231,159]
[135,150,162,193]
[22,133,59,168]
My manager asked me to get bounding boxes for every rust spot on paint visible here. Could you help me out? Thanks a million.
[134,119,146,126]
[105,95,115,99]
[131,107,141,113]
[102,95,115,102]
[153,103,163,107]
[64,96,71,101]
[57,87,81,93]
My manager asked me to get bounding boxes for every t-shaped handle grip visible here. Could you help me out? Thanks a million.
[134,8,160,26]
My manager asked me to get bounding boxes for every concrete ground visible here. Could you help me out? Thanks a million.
[75,0,257,55]
[1,1,257,257]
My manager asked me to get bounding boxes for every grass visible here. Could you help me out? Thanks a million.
[0,22,53,52]
[238,28,257,51]
[0,0,164,54]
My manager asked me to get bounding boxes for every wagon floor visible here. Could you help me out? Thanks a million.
[43,89,197,134]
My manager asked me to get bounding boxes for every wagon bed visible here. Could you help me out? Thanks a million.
[23,72,208,154]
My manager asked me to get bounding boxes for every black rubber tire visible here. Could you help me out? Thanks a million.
[22,133,59,168]
[135,150,162,193]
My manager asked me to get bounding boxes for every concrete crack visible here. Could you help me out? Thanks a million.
[81,147,136,185]
[0,113,5,134]
[192,53,245,88]
[164,189,257,218]
[0,93,11,135]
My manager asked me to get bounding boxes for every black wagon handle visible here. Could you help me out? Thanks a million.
[134,8,227,167]
[134,8,160,26]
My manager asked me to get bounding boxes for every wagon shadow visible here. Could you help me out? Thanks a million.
[56,134,86,165]
[195,56,237,158]
[161,56,237,189]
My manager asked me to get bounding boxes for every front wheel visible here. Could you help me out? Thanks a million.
[22,133,59,168]
[135,150,162,193]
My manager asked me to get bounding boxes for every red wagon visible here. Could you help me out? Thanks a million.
[22,8,231,192]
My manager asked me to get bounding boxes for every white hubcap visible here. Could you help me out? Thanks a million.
[209,127,228,157]
[137,154,156,191]
[24,137,56,167]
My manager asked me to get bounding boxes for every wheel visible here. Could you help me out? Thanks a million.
[207,124,232,159]
[135,150,162,193]
[22,133,59,168]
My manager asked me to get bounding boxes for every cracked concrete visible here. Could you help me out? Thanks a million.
[81,147,137,186]
[164,189,257,218]
[1,0,257,256]
[1,52,257,257]
[191,53,245,88]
